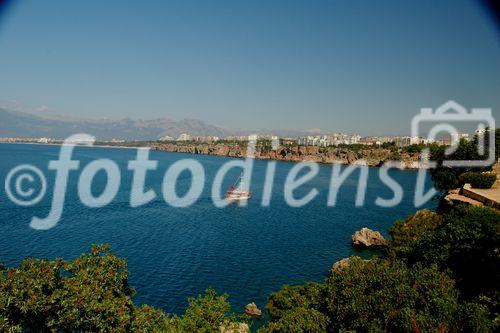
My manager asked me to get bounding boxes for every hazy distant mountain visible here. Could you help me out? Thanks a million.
[0,109,229,140]
[0,108,327,140]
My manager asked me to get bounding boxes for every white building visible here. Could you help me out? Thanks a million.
[193,136,219,143]
[177,133,191,141]
[451,133,470,143]
[394,136,426,147]
[394,136,412,147]
[297,133,361,147]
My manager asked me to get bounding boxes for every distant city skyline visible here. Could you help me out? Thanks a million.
[0,0,499,135]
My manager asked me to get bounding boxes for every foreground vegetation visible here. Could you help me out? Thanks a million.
[1,204,498,332]
[0,245,243,332]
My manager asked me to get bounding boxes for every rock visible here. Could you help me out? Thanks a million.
[347,151,357,163]
[410,209,442,222]
[220,322,250,333]
[244,302,262,316]
[332,256,370,271]
[352,227,388,247]
[332,257,353,271]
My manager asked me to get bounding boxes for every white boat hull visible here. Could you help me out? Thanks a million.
[225,190,252,201]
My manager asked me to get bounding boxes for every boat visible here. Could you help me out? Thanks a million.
[225,173,251,201]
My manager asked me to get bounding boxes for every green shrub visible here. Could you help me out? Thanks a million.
[259,307,327,333]
[387,209,443,259]
[457,301,494,333]
[174,288,237,333]
[0,246,242,332]
[429,130,499,190]
[391,205,500,301]
[459,172,497,189]
[430,166,461,190]
[388,205,500,329]
[404,143,426,154]
[324,258,460,332]
[264,283,326,322]
[260,258,471,332]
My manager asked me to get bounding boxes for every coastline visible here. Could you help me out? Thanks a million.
[150,142,425,169]
[0,141,425,169]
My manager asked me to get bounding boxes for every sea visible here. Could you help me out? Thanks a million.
[0,143,437,315]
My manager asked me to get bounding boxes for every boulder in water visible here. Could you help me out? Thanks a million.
[352,227,388,247]
[244,302,262,316]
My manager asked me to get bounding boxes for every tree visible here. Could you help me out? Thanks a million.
[174,288,239,333]
[260,257,492,332]
[259,307,327,333]
[387,209,443,260]
[0,245,242,332]
[0,245,136,332]
[388,205,500,328]
[265,282,325,321]
[429,129,499,190]
[324,258,461,332]
[260,282,327,333]
[394,206,500,299]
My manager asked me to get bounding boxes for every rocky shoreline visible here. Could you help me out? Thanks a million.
[150,143,422,169]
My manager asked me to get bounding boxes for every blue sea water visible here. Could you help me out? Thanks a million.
[0,143,437,315]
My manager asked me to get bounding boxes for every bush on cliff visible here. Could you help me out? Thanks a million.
[429,129,499,190]
[259,258,488,332]
[391,205,500,301]
[0,245,241,332]
[262,282,328,332]
[403,143,427,154]
[388,205,500,329]
[387,209,443,259]
[173,288,238,332]
[429,140,486,190]
[323,259,461,332]
[260,306,327,333]
[459,172,497,189]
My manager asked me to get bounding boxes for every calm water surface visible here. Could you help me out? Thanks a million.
[0,143,437,314]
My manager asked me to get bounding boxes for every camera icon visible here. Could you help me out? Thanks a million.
[411,100,495,168]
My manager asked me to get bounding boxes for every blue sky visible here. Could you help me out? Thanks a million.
[0,0,499,135]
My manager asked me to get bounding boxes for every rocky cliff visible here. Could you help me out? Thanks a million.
[151,143,422,168]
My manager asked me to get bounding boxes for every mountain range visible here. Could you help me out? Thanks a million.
[0,109,321,140]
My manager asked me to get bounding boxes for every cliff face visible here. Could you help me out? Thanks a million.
[151,143,422,168]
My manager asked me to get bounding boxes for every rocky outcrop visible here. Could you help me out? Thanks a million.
[150,143,422,168]
[332,257,352,271]
[352,227,388,247]
[220,322,249,333]
[407,208,441,222]
[244,302,262,316]
[332,256,370,271]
